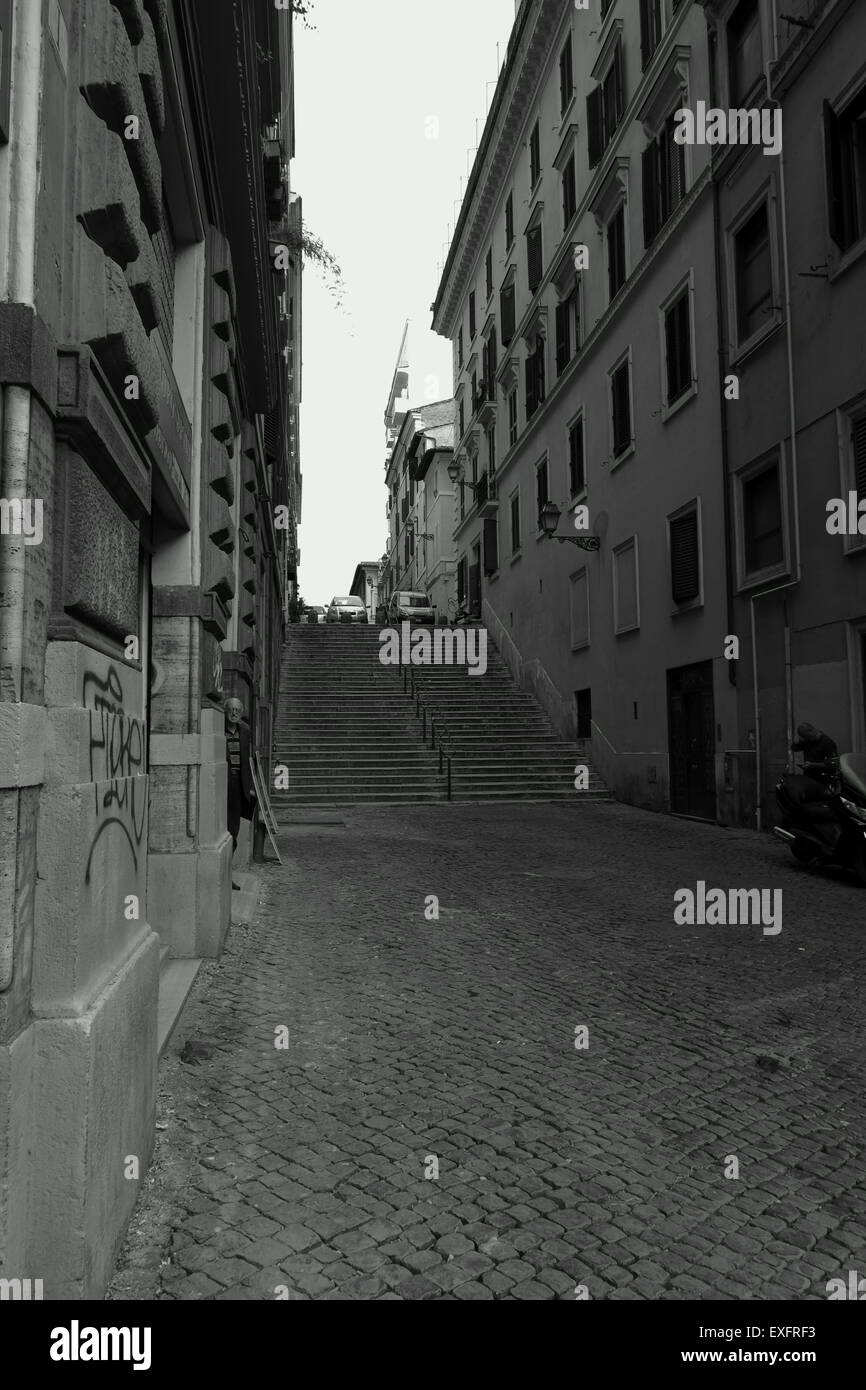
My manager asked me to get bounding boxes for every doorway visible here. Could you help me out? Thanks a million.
[667,661,717,820]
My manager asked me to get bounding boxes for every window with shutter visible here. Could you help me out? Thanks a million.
[853,416,866,500]
[823,88,866,253]
[486,248,493,301]
[743,464,784,573]
[614,539,639,633]
[562,154,577,227]
[587,86,603,169]
[536,335,546,406]
[457,558,466,605]
[458,327,464,369]
[640,0,662,71]
[607,206,626,301]
[735,203,772,343]
[530,121,541,189]
[665,290,692,404]
[510,492,521,552]
[569,416,585,496]
[0,0,11,144]
[525,356,537,421]
[560,40,574,116]
[611,360,631,458]
[469,292,476,340]
[483,518,499,575]
[536,460,549,526]
[728,0,762,105]
[670,511,700,603]
[556,301,570,375]
[642,143,659,248]
[508,388,518,447]
[505,192,514,249]
[527,225,543,293]
[501,285,516,345]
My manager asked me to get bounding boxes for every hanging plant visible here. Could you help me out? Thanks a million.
[284,221,346,311]
[291,1,316,29]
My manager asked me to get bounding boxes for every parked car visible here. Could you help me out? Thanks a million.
[386,590,436,626]
[305,605,325,624]
[326,596,369,624]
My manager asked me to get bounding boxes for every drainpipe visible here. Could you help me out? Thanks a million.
[0,0,42,703]
[750,0,802,831]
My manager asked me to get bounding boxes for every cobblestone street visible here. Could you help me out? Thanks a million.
[110,802,866,1301]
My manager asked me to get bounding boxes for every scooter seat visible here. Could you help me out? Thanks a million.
[840,753,866,801]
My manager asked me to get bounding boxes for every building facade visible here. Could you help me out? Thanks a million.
[699,0,866,827]
[433,0,733,817]
[433,0,865,826]
[383,400,456,622]
[0,0,298,1297]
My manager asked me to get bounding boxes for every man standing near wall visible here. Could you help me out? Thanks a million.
[224,698,256,879]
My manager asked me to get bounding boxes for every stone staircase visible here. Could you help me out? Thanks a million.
[272,625,444,809]
[272,624,610,808]
[404,630,611,802]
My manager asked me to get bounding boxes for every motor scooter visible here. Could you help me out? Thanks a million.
[773,752,866,885]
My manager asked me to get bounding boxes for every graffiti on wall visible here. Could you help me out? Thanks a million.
[82,665,146,885]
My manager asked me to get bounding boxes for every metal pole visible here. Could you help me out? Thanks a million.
[447,755,452,801]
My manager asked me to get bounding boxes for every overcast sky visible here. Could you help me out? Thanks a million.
[292,0,516,606]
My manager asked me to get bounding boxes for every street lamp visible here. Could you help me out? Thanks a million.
[539,500,600,552]
[447,459,480,495]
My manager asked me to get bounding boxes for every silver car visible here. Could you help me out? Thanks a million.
[387,590,436,626]
[326,596,369,624]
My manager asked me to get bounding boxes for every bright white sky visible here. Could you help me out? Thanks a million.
[293,0,516,606]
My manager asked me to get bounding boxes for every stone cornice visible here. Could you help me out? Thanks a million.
[432,0,566,336]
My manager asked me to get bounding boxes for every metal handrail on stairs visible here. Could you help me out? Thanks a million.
[397,662,452,801]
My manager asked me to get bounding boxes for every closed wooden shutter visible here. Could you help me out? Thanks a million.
[525,356,537,420]
[612,363,630,456]
[639,0,652,69]
[587,87,603,168]
[457,558,466,605]
[642,143,659,248]
[613,37,625,125]
[0,0,12,144]
[501,285,515,345]
[569,418,585,496]
[556,301,569,374]
[670,511,700,603]
[483,518,498,575]
[527,225,543,293]
[824,100,845,249]
[853,416,866,498]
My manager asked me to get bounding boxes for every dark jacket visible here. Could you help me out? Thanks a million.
[791,731,837,766]
[227,719,256,811]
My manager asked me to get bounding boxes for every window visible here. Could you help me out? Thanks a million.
[458,398,465,440]
[501,283,516,346]
[743,463,784,573]
[527,223,543,294]
[613,537,639,634]
[643,110,686,248]
[825,88,866,254]
[482,330,497,394]
[510,489,521,553]
[0,0,12,144]
[471,370,478,414]
[469,291,476,340]
[530,120,541,189]
[508,387,518,447]
[568,414,586,496]
[639,0,662,70]
[560,37,574,116]
[556,279,580,374]
[601,0,614,17]
[669,507,700,604]
[562,153,577,227]
[536,458,549,528]
[728,0,762,106]
[570,569,590,650]
[607,205,627,300]
[485,247,493,301]
[525,335,546,421]
[457,556,467,605]
[610,355,632,459]
[486,423,496,475]
[587,37,625,168]
[483,517,499,576]
[458,327,464,370]
[663,286,692,406]
[505,191,514,249]
[734,201,772,345]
